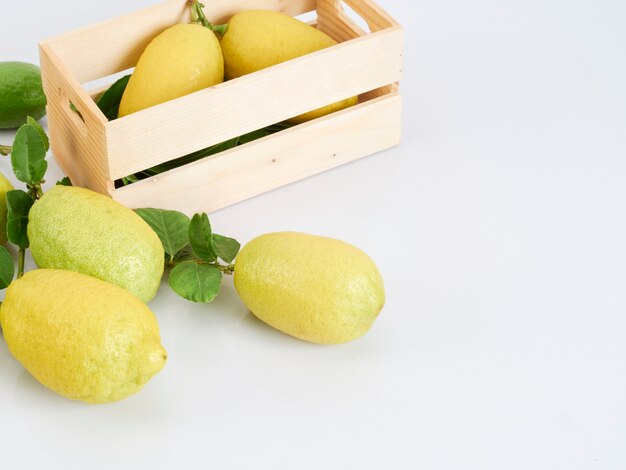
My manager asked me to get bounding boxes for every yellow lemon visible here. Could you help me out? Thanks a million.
[0,269,167,404]
[219,10,358,123]
[234,232,385,344]
[119,23,224,116]
[27,186,164,302]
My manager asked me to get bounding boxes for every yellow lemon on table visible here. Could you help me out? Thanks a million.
[119,23,224,116]
[234,232,385,344]
[219,10,358,123]
[0,269,167,404]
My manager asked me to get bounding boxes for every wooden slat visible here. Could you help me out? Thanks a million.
[39,44,112,194]
[317,0,401,99]
[317,0,367,42]
[112,92,401,214]
[105,26,403,180]
[40,0,317,83]
[343,0,398,31]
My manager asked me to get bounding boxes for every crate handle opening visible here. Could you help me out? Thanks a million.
[60,91,89,137]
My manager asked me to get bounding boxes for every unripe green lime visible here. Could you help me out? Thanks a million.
[0,62,47,129]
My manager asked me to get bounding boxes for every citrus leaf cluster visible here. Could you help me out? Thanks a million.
[135,208,240,304]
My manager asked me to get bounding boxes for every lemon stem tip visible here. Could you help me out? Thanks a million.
[189,0,228,36]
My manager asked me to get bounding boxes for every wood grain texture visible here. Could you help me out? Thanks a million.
[317,0,401,99]
[40,0,403,210]
[105,25,403,180]
[39,44,113,194]
[343,0,398,31]
[112,92,402,214]
[317,0,366,42]
[40,0,316,83]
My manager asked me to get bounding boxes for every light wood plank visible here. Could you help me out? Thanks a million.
[41,0,317,83]
[105,26,403,180]
[317,0,367,42]
[39,44,112,194]
[112,92,401,214]
[343,0,398,31]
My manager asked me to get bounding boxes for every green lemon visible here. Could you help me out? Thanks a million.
[0,62,47,129]
[0,269,167,404]
[0,171,14,244]
[234,232,385,344]
[27,186,164,302]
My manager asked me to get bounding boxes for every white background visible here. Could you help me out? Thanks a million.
[1,0,625,468]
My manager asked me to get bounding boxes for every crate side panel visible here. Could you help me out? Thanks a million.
[106,27,403,180]
[42,0,317,83]
[40,46,112,194]
[112,92,401,214]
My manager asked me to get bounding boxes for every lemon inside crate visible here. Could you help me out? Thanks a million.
[39,0,403,214]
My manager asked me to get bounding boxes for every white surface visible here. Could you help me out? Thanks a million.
[1,0,626,468]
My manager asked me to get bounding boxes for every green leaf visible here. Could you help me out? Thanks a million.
[26,117,50,151]
[168,261,222,303]
[173,244,196,263]
[189,213,216,263]
[135,208,190,257]
[0,246,14,289]
[6,190,34,249]
[56,176,72,186]
[10,124,47,185]
[97,74,131,121]
[238,128,274,145]
[212,234,240,263]
[69,102,83,121]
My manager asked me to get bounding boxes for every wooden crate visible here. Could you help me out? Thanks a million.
[39,0,403,214]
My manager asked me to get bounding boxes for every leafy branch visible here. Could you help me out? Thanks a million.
[135,208,240,303]
[0,115,58,284]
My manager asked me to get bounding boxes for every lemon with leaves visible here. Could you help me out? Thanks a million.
[0,269,167,404]
[234,232,385,344]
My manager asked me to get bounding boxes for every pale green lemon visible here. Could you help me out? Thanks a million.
[0,269,167,404]
[234,232,385,344]
[27,186,164,302]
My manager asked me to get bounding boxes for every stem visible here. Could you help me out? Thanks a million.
[26,183,44,200]
[189,0,228,35]
[0,145,11,156]
[17,249,25,279]
[216,263,235,276]
[191,258,235,275]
